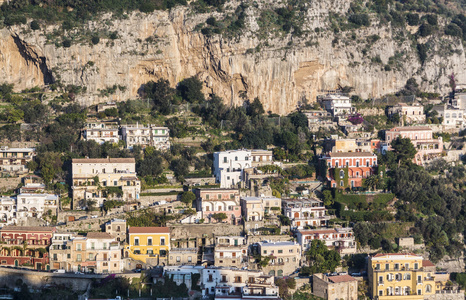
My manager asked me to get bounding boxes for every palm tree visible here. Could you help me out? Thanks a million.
[363,175,379,191]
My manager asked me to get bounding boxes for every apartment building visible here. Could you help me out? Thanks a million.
[168,248,198,266]
[295,228,357,254]
[321,152,378,188]
[282,198,330,229]
[104,218,127,243]
[0,226,56,270]
[194,188,241,225]
[67,232,123,273]
[256,241,301,276]
[0,146,35,175]
[241,196,281,221]
[71,157,140,207]
[388,102,426,124]
[302,110,337,131]
[121,124,170,150]
[368,253,463,300]
[214,236,248,269]
[0,196,16,224]
[49,232,75,270]
[213,149,274,188]
[82,123,119,144]
[313,273,358,300]
[433,104,465,129]
[125,227,170,265]
[384,126,443,165]
[320,94,353,116]
[16,193,59,219]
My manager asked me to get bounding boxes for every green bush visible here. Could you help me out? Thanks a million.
[445,23,462,37]
[139,1,156,13]
[30,20,40,30]
[418,23,434,37]
[91,36,100,45]
[4,15,27,26]
[62,40,72,48]
[109,31,119,40]
[406,13,419,26]
[348,14,370,27]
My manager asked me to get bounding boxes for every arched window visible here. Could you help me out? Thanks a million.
[425,285,432,293]
[356,161,360,167]
[340,181,344,187]
[340,170,345,178]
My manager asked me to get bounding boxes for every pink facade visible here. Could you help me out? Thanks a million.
[195,189,242,225]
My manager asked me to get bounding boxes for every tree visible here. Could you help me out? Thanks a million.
[37,152,63,184]
[177,76,205,103]
[144,79,176,115]
[322,190,333,206]
[180,191,196,206]
[363,175,379,191]
[305,240,341,274]
[246,97,264,117]
[391,136,417,165]
[4,107,24,123]
[211,212,227,222]
[290,112,308,129]
[137,151,164,177]
[170,158,189,181]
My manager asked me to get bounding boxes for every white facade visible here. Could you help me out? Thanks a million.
[0,146,35,175]
[388,103,425,124]
[82,123,119,145]
[321,94,353,116]
[16,193,59,219]
[213,150,273,188]
[296,228,357,254]
[433,105,465,129]
[282,198,330,229]
[121,124,170,150]
[0,196,16,225]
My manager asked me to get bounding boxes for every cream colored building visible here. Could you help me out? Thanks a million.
[0,146,35,175]
[313,273,358,300]
[257,241,301,276]
[241,196,281,221]
[71,157,140,208]
[51,232,123,274]
[388,103,426,124]
[121,124,170,150]
[82,123,119,145]
[214,236,248,268]
[168,248,197,265]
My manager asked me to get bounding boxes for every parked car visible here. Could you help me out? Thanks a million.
[53,269,65,274]
[74,271,84,275]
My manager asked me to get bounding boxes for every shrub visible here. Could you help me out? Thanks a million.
[109,31,119,40]
[417,43,428,64]
[30,20,40,30]
[62,40,72,48]
[4,15,27,26]
[406,13,419,26]
[445,24,462,37]
[348,14,370,27]
[418,23,434,37]
[206,17,217,26]
[91,36,100,45]
[426,14,438,26]
[139,1,156,13]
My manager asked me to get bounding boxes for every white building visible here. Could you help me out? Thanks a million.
[387,102,426,124]
[214,236,248,269]
[295,228,357,254]
[0,196,16,224]
[82,123,119,145]
[121,124,170,150]
[16,193,59,219]
[71,158,141,208]
[433,104,465,129]
[213,149,274,188]
[320,94,353,116]
[257,241,301,276]
[282,198,330,229]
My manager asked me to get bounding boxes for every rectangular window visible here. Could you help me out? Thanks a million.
[76,244,82,251]
[161,238,165,246]
[223,157,227,163]
[67,254,71,259]
[188,256,192,262]
[134,238,139,246]
[176,256,181,262]
[278,250,283,254]
[263,250,267,254]
[385,263,389,270]
[148,238,152,246]
[77,254,82,262]
[103,243,107,250]
[206,194,210,200]
[91,242,95,250]
[89,253,93,261]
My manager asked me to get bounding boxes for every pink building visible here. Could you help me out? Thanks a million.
[194,189,242,225]
[295,228,356,254]
[384,126,443,165]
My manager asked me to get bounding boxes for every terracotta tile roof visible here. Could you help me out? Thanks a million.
[423,260,435,267]
[326,152,376,157]
[128,227,170,234]
[86,232,113,239]
[373,253,418,257]
[328,275,358,283]
[1,226,56,232]
[72,158,135,164]
[390,126,431,132]
[299,229,337,235]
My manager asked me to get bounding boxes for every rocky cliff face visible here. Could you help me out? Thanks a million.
[1,1,465,114]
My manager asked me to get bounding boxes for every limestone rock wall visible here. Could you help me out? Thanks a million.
[0,1,466,114]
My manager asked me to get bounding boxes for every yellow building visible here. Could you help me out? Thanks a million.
[368,253,454,300]
[125,227,170,265]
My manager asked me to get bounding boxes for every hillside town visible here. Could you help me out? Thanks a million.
[1,80,466,300]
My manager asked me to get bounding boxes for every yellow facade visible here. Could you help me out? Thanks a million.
[125,227,170,264]
[368,254,438,300]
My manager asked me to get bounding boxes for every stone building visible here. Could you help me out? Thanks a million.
[104,218,127,243]
[312,273,358,300]
[82,123,119,145]
[168,248,198,266]
[121,124,170,150]
[71,157,141,208]
[49,232,75,270]
[241,196,281,222]
[388,102,426,124]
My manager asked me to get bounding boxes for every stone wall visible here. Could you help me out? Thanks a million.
[0,177,21,192]
[424,291,465,300]
[169,224,242,240]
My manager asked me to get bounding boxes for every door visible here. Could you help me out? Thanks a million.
[234,239,238,246]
